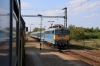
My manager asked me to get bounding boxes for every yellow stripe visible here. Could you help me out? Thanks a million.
[54,35,69,40]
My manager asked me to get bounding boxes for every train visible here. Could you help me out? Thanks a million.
[0,29,16,43]
[30,24,70,49]
[0,0,28,66]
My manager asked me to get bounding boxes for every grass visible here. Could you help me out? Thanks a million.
[70,39,100,50]
[85,39,100,42]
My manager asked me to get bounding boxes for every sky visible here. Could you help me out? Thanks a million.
[21,0,100,32]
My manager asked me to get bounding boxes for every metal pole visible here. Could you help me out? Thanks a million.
[38,14,42,51]
[30,24,34,33]
[30,25,31,32]
[40,16,42,50]
[65,7,67,28]
[62,7,67,28]
[44,26,46,30]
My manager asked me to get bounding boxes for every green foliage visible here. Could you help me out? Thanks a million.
[84,32,100,39]
[68,25,100,41]
[32,27,45,32]
[69,25,85,41]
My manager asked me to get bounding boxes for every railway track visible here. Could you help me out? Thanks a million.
[44,43,100,66]
[67,50,100,65]
[60,45,100,66]
[31,38,100,66]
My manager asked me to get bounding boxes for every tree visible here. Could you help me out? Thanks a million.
[94,27,100,32]
[32,27,45,32]
[68,25,85,40]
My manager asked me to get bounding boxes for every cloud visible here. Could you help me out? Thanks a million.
[21,2,31,9]
[67,0,100,14]
[68,0,87,6]
[84,13,100,18]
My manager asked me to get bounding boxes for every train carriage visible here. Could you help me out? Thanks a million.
[0,0,28,66]
[30,31,44,40]
[30,24,70,49]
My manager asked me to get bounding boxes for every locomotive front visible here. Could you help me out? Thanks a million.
[54,28,70,49]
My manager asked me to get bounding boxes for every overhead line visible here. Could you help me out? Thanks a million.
[22,15,64,18]
[68,0,89,12]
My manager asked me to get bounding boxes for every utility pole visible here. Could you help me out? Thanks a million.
[44,26,46,30]
[62,7,67,28]
[30,24,33,33]
[38,14,42,51]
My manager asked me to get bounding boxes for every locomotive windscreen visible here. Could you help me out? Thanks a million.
[62,30,70,34]
[55,30,70,34]
[55,30,61,34]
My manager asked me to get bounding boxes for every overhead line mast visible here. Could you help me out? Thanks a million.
[22,7,67,28]
[62,7,67,28]
[22,15,64,18]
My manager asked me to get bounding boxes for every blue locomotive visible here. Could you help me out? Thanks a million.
[30,24,70,49]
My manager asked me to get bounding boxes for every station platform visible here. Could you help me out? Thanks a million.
[25,36,91,66]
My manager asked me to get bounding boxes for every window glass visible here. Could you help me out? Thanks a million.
[55,30,70,34]
[55,30,61,34]
[0,0,10,65]
[12,13,17,64]
[62,30,70,34]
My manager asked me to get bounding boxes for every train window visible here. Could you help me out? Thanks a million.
[51,30,54,34]
[45,31,47,34]
[45,31,54,34]
[20,17,25,30]
[0,0,10,65]
[62,30,70,34]
[47,31,49,34]
[48,31,52,34]
[52,31,54,34]
[55,30,61,34]
[50,31,52,34]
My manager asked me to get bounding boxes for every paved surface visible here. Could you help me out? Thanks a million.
[26,51,43,66]
[25,37,91,66]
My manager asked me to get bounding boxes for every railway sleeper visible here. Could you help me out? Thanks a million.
[70,50,100,63]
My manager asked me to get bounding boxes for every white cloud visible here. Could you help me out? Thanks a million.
[68,0,87,6]
[21,2,31,9]
[67,0,100,14]
[84,13,99,18]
